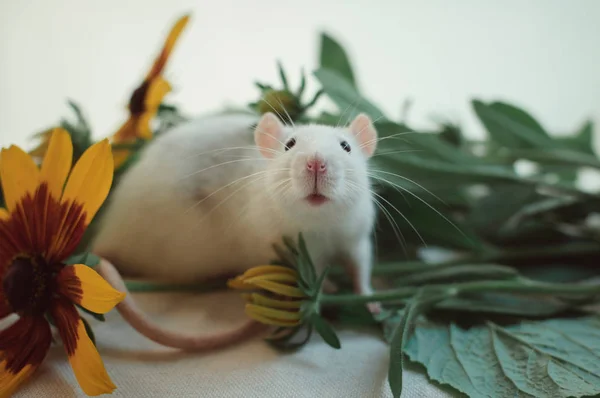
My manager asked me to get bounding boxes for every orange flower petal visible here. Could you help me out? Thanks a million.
[51,299,116,396]
[0,208,9,221]
[147,14,190,79]
[62,139,113,225]
[57,264,125,314]
[0,362,36,398]
[40,128,73,199]
[68,320,117,396]
[0,146,40,212]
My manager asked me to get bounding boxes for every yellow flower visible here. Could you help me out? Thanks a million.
[111,14,190,169]
[228,265,307,327]
[0,128,125,397]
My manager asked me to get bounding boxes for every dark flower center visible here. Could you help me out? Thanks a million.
[3,256,53,315]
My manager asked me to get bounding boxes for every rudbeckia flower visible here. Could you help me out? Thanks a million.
[0,128,125,397]
[111,14,190,169]
[228,265,306,327]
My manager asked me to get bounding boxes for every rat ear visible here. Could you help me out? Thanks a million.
[254,112,284,159]
[349,113,377,158]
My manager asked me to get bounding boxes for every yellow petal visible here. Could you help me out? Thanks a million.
[227,277,248,290]
[68,320,117,396]
[242,265,298,278]
[144,77,171,111]
[0,208,9,221]
[0,362,36,398]
[251,279,306,298]
[245,305,300,327]
[60,264,126,314]
[147,14,190,79]
[0,146,40,211]
[40,128,73,199]
[249,293,303,309]
[135,112,154,140]
[247,273,298,284]
[246,304,301,321]
[62,139,114,225]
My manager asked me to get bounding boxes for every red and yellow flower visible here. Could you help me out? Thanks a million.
[0,128,125,397]
[111,14,190,169]
[228,265,306,327]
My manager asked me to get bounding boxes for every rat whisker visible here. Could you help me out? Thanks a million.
[254,126,288,148]
[368,171,467,241]
[179,157,273,180]
[182,145,279,160]
[359,131,416,149]
[336,97,361,128]
[183,168,290,215]
[260,97,291,127]
[345,181,407,254]
[370,188,426,247]
[273,96,296,129]
[354,114,386,140]
[368,169,447,206]
[366,172,410,206]
[371,149,423,157]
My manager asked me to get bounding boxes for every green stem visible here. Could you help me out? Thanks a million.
[124,279,226,293]
[321,278,600,305]
[370,242,600,276]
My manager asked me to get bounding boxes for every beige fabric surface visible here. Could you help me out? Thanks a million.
[11,290,456,398]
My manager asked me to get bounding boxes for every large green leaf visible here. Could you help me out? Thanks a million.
[473,100,556,149]
[405,317,600,397]
[556,120,595,156]
[313,68,385,121]
[319,33,356,87]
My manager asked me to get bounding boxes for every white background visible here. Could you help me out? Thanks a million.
[1,0,599,151]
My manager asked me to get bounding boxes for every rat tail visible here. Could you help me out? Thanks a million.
[96,259,267,351]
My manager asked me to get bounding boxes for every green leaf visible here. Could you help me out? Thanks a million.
[65,252,100,268]
[277,61,290,92]
[77,304,106,322]
[388,305,420,397]
[388,291,448,398]
[405,317,600,398]
[313,68,385,121]
[310,313,341,349]
[434,292,574,318]
[472,100,555,149]
[297,233,317,286]
[556,120,595,156]
[319,33,356,87]
[81,317,97,346]
[394,264,518,286]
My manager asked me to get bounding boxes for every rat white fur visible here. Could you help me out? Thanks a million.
[94,112,378,295]
[92,112,379,350]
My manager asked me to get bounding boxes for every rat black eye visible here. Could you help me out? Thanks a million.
[285,138,296,151]
[340,141,351,153]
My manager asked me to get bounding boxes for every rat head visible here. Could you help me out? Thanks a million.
[254,112,377,219]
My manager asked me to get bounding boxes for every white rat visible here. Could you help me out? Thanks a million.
[93,111,379,350]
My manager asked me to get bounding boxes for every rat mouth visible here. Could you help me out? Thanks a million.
[306,193,329,206]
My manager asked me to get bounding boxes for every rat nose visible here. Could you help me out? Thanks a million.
[306,157,327,174]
